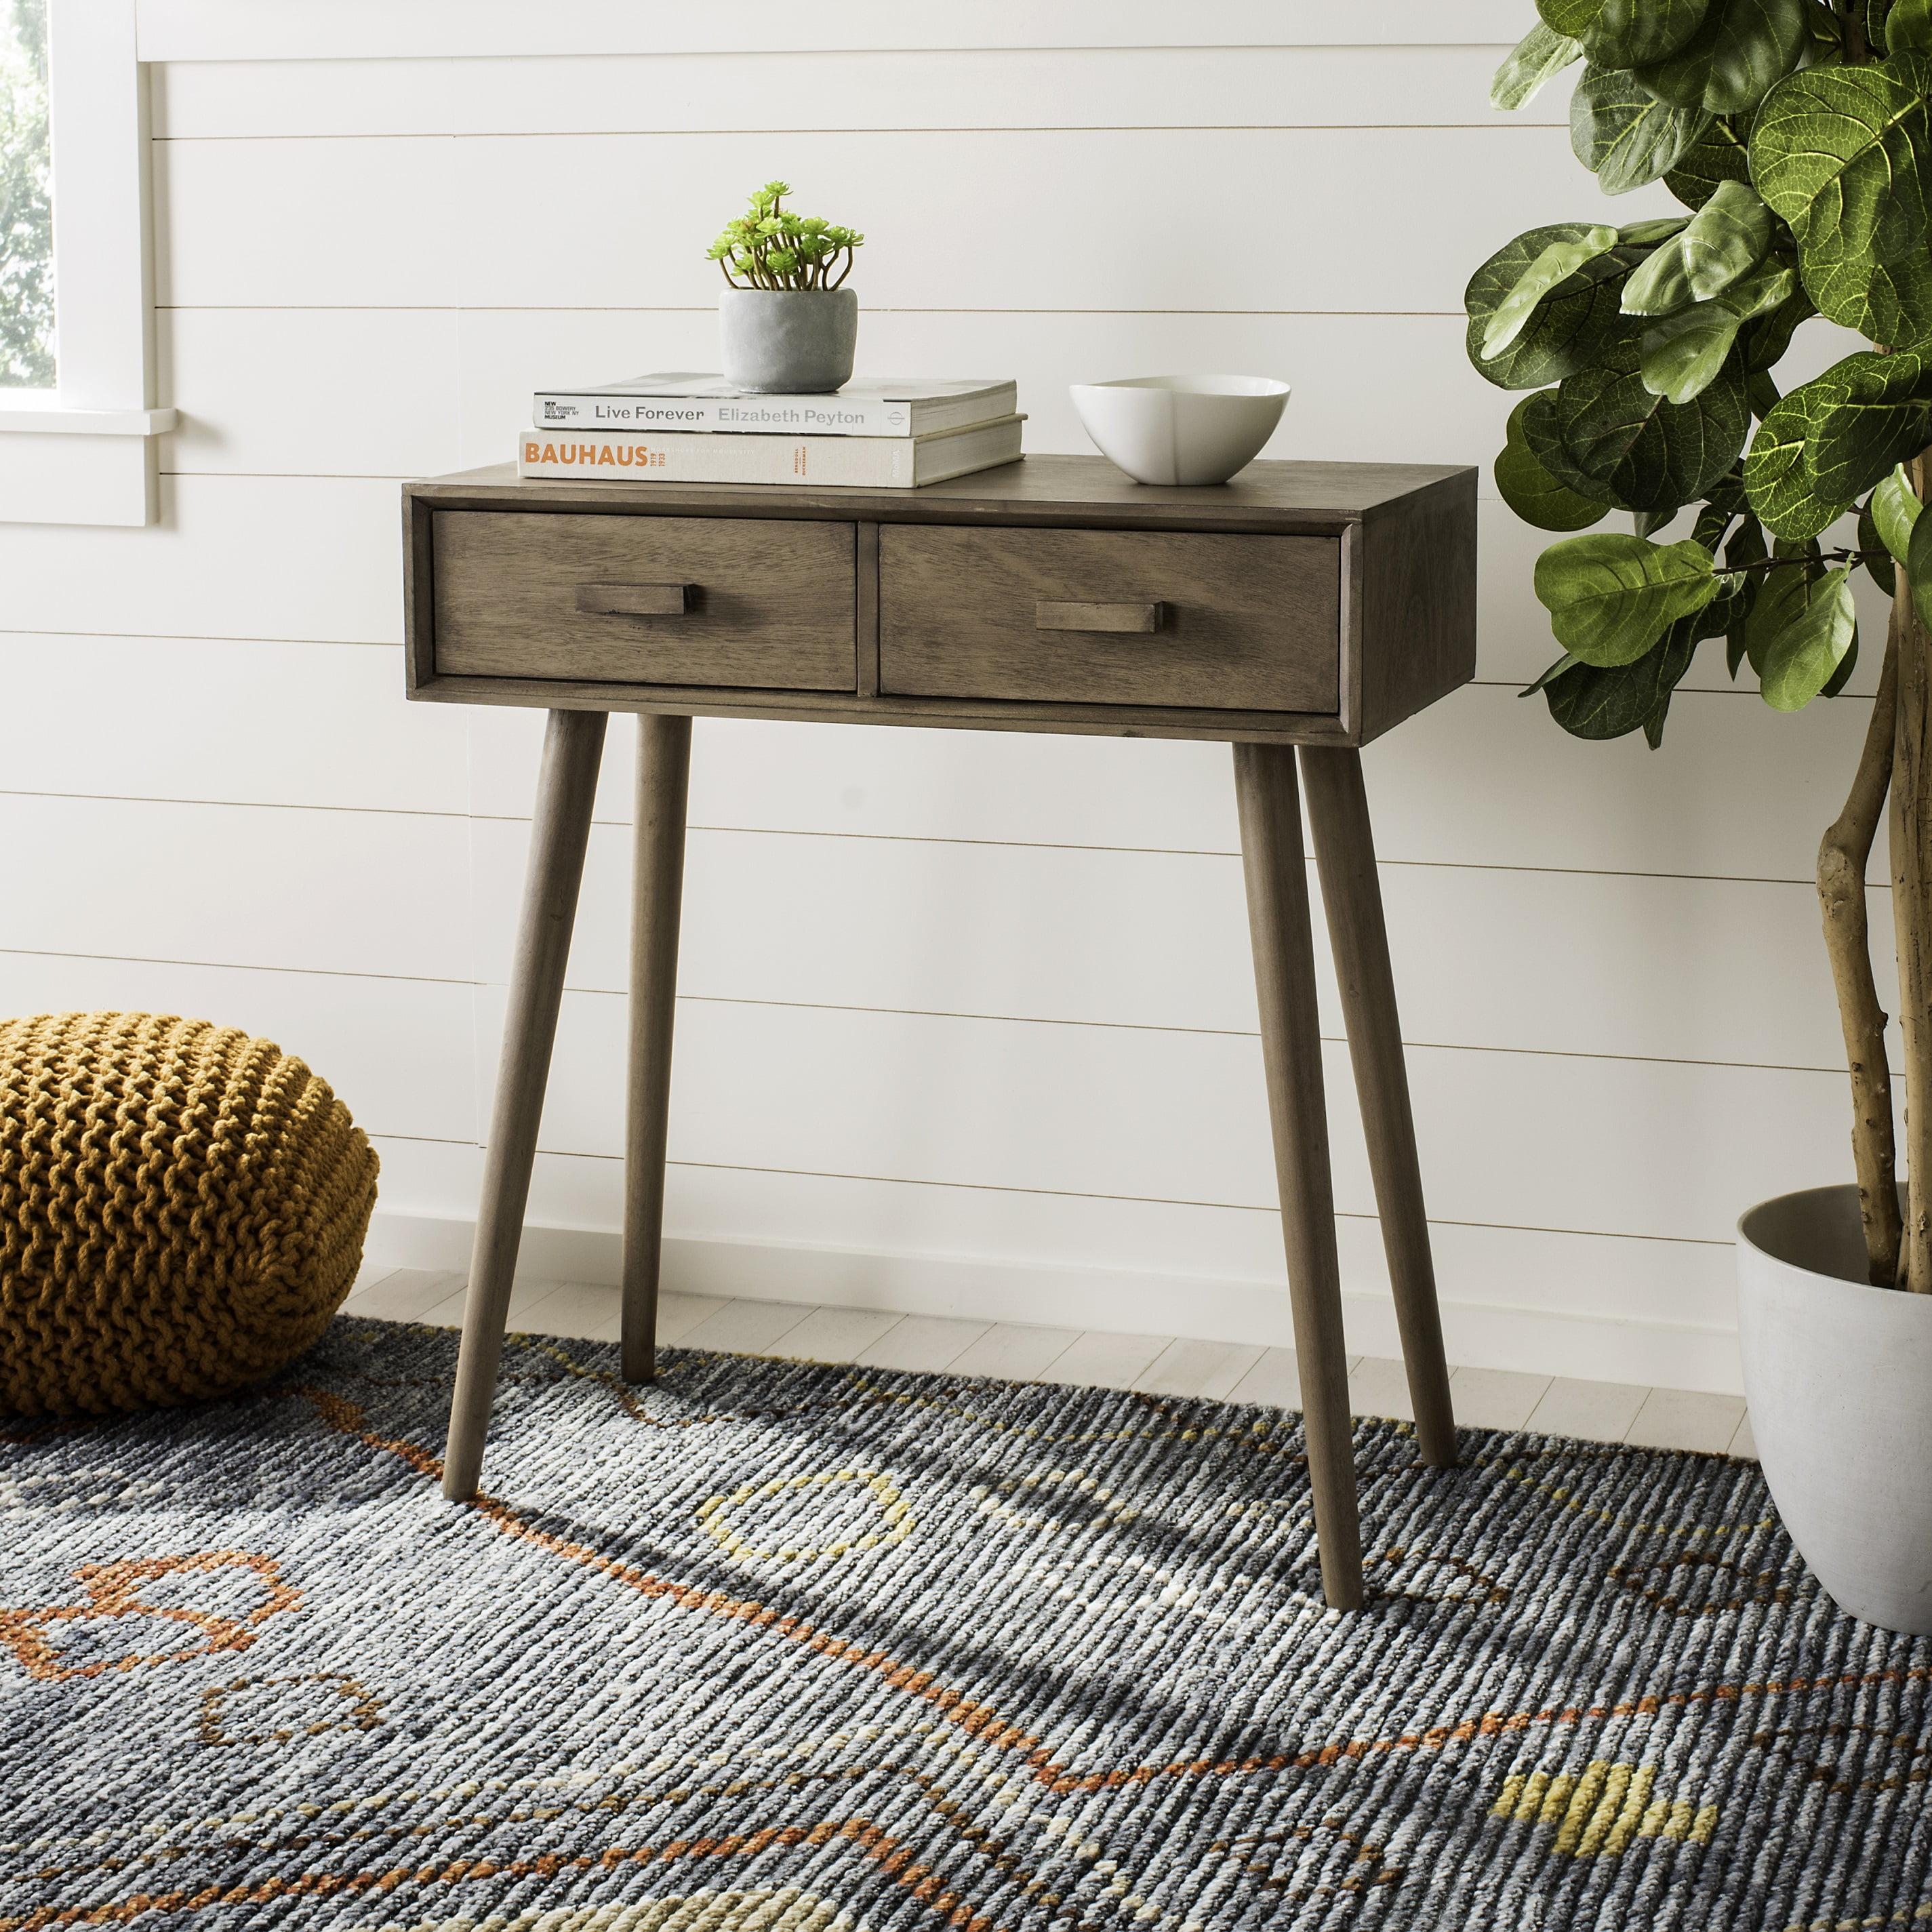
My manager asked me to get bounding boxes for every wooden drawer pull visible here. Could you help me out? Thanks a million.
[1036,599,1167,634]
[576,582,691,617]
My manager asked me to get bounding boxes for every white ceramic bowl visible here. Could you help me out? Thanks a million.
[1068,374,1290,486]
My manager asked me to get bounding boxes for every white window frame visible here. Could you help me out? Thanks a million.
[0,0,172,525]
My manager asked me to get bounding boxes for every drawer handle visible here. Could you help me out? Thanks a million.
[576,582,691,617]
[1036,599,1168,635]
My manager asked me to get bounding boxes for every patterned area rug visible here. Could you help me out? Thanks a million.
[1,1317,1927,1931]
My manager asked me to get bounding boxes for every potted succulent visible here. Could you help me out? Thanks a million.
[1476,1,1932,1631]
[708,180,864,394]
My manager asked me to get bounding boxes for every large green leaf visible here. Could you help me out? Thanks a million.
[1743,385,1853,540]
[1495,395,1613,529]
[1874,460,1923,562]
[1542,626,1703,737]
[1860,496,1897,592]
[1666,113,1755,205]
[1750,56,1932,270]
[1493,22,1586,108]
[1482,226,1623,358]
[1634,0,1807,113]
[1622,231,1697,315]
[1542,0,1716,67]
[1554,333,1752,509]
[1574,66,1714,192]
[1522,387,1626,504]
[1639,262,1793,403]
[1801,348,1932,505]
[1796,238,1932,346]
[1680,178,1773,296]
[1533,531,1720,663]
[1910,500,1932,628]
[1892,0,1932,55]
[1703,0,1809,110]
[1746,563,1858,708]
[1465,224,1642,388]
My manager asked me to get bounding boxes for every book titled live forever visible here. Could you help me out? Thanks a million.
[518,415,1026,489]
[531,374,1017,437]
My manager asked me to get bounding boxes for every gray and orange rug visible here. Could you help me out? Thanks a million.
[0,1316,1922,1930]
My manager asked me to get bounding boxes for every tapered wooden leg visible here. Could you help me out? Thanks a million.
[621,713,693,1383]
[1300,746,1458,1469]
[443,708,607,1501]
[1234,741,1363,1610]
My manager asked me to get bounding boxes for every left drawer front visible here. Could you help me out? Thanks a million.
[432,511,857,691]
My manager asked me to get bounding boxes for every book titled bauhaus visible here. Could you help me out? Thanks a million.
[531,374,1016,437]
[517,414,1025,489]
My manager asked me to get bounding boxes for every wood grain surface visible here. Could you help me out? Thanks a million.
[879,525,1340,712]
[432,510,858,690]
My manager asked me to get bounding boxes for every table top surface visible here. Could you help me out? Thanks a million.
[407,452,1475,534]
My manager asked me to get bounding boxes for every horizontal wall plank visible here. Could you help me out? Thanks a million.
[153,47,1565,141]
[159,307,463,478]
[0,794,472,980]
[365,1160,1742,1390]
[155,127,1674,314]
[0,636,466,811]
[0,950,476,1144]
[651,1165,1742,1354]
[367,1117,1737,1344]
[466,818,1889,1074]
[485,988,1851,1249]
[138,1,1531,62]
[463,687,1880,886]
[0,477,401,641]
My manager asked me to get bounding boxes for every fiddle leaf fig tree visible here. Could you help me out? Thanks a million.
[1476,0,1932,1293]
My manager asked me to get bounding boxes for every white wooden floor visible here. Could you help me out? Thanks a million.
[340,1265,1758,1460]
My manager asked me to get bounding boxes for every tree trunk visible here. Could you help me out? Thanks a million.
[1896,464,1932,1292]
[1821,607,1902,1285]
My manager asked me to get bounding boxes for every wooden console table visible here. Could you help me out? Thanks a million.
[401,453,1477,1610]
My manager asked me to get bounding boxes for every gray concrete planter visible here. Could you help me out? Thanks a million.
[719,287,858,394]
[1737,1183,1932,1634]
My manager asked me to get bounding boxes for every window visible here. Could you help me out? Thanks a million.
[0,0,172,526]
[0,0,53,388]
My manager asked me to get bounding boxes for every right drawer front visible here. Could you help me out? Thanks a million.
[878,525,1340,713]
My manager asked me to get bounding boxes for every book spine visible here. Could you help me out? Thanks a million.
[531,394,910,435]
[518,428,914,486]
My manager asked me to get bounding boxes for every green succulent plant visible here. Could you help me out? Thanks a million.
[1476,0,1932,1293]
[707,180,863,292]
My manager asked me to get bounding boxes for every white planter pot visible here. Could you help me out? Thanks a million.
[718,287,858,395]
[1737,1183,1932,1634]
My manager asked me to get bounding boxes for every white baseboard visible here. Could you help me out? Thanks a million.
[364,1208,1743,1396]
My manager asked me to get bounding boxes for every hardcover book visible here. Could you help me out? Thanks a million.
[517,415,1024,489]
[531,374,1017,438]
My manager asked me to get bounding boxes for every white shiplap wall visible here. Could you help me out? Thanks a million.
[0,13,1889,1394]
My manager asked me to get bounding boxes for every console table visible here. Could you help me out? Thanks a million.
[401,453,1478,1610]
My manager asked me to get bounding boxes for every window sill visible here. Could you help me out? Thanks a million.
[0,403,176,435]
[0,411,174,525]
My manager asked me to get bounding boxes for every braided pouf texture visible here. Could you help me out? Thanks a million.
[0,1011,378,1415]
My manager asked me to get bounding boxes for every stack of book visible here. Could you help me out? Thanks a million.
[517,374,1023,488]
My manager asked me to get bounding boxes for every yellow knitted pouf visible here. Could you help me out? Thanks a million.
[0,1011,379,1415]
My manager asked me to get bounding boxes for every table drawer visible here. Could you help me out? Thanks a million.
[432,511,857,690]
[878,526,1340,712]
